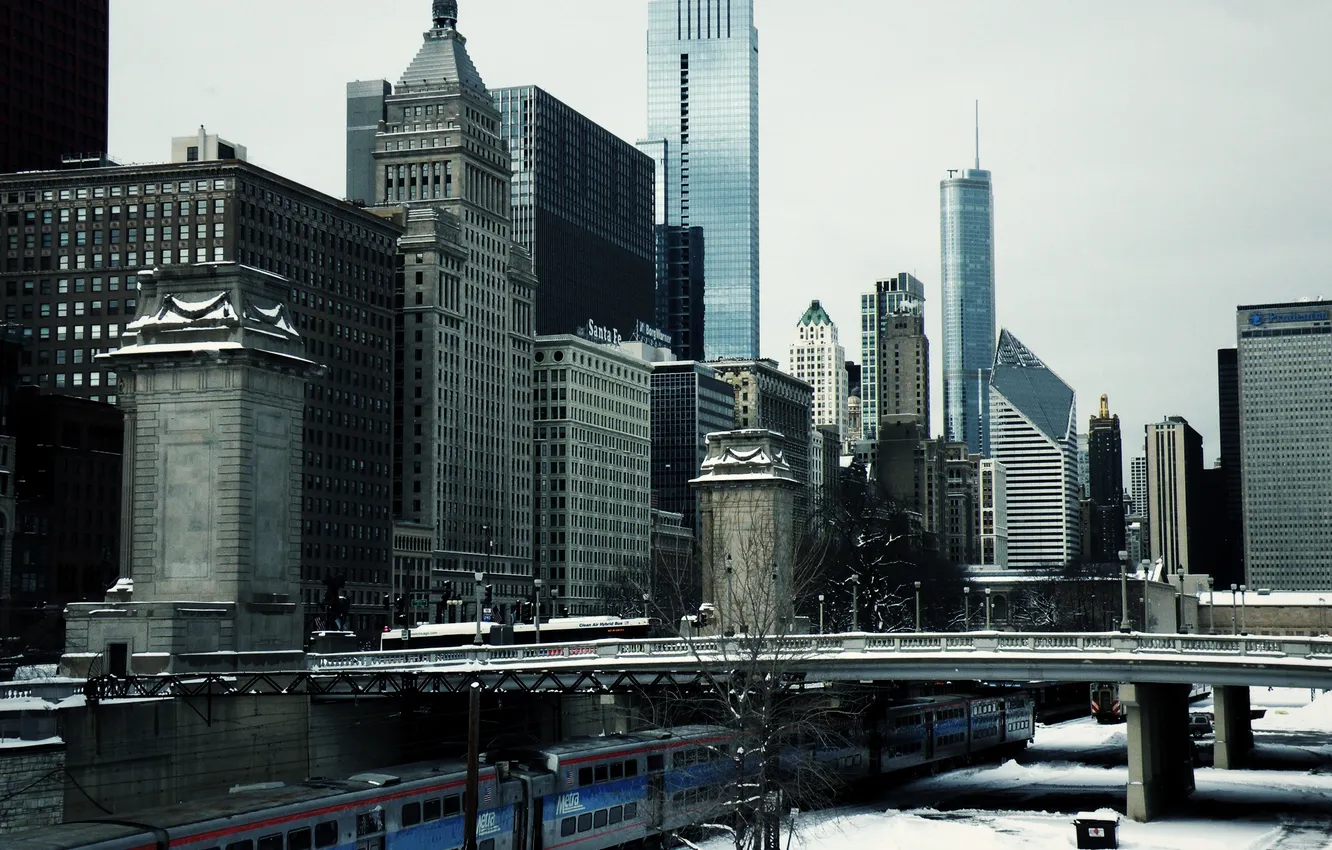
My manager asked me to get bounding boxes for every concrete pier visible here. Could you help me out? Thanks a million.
[1123,682,1195,822]
[1212,684,1254,770]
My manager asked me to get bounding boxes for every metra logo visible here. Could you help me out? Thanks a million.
[555,792,583,815]
[478,811,500,835]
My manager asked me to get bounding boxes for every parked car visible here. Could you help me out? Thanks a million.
[1189,712,1213,738]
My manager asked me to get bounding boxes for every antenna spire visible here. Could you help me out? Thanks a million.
[974,99,980,170]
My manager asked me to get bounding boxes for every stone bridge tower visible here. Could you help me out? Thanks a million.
[62,263,321,675]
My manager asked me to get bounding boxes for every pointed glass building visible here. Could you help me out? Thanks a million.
[642,0,760,360]
[940,166,995,456]
[989,330,1081,567]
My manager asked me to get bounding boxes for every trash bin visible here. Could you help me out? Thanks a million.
[1073,813,1119,849]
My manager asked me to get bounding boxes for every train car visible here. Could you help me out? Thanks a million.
[6,761,518,850]
[379,616,656,650]
[1000,695,1036,748]
[1090,681,1125,723]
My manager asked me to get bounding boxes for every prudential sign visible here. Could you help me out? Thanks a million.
[1249,310,1331,327]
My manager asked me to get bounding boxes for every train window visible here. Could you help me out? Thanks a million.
[257,835,283,850]
[480,840,495,850]
[608,806,623,825]
[625,759,638,777]
[577,813,593,832]
[594,765,608,782]
[647,754,664,772]
[402,802,421,827]
[444,795,462,816]
[424,798,442,821]
[593,810,609,828]
[314,821,339,848]
[560,817,576,837]
[610,762,623,780]
[357,810,385,836]
[226,842,254,850]
[624,802,638,819]
[288,828,312,850]
[578,767,593,786]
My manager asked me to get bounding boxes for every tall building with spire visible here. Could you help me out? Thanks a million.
[642,0,760,360]
[941,108,996,456]
[989,330,1080,567]
[860,273,928,440]
[788,301,846,438]
[358,1,538,603]
[1087,394,1125,562]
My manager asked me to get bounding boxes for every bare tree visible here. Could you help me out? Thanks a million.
[634,506,868,850]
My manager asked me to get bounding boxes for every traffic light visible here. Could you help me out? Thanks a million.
[484,585,493,607]
[382,593,392,612]
[394,594,407,626]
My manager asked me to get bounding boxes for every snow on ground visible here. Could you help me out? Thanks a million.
[695,687,1332,849]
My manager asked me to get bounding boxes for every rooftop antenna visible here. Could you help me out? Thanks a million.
[974,99,980,170]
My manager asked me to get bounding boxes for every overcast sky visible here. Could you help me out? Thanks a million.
[108,0,1332,463]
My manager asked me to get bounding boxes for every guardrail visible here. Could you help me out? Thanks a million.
[308,631,1332,672]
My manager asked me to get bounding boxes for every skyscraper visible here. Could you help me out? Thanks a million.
[0,0,109,174]
[711,359,813,513]
[1146,417,1204,576]
[1216,347,1243,586]
[788,300,846,438]
[988,330,1080,567]
[1130,455,1149,518]
[1237,300,1332,590]
[1087,395,1125,562]
[860,273,928,440]
[368,1,537,602]
[650,360,735,538]
[655,225,705,361]
[492,85,655,337]
[644,0,759,359]
[940,132,996,456]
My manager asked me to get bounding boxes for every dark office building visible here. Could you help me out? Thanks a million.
[0,0,109,174]
[0,158,403,638]
[1087,394,1125,562]
[8,389,121,632]
[492,86,655,337]
[655,224,704,362]
[1216,348,1243,587]
[650,360,734,605]
[846,362,862,398]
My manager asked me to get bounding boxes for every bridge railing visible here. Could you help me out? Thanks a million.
[307,631,1332,672]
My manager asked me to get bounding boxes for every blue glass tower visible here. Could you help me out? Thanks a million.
[940,160,995,456]
[643,0,759,360]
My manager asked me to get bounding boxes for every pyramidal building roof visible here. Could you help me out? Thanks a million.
[398,0,487,95]
[991,328,1075,442]
[797,300,834,327]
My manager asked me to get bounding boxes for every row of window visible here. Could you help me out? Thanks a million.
[203,819,336,850]
[577,757,639,787]
[558,801,639,837]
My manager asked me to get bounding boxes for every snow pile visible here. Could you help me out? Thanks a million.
[1254,688,1332,732]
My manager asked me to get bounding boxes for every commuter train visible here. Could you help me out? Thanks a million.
[379,616,658,651]
[7,695,1035,850]
[1091,682,1211,723]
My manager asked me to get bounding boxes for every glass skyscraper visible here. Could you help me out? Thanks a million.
[940,167,995,456]
[643,0,759,360]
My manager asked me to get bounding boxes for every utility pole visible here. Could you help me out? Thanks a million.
[1118,550,1133,632]
[463,681,481,850]
[850,573,860,632]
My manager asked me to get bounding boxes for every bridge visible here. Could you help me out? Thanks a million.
[77,630,1332,824]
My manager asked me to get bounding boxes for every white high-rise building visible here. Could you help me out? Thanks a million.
[1130,455,1149,517]
[789,300,847,439]
[977,458,1009,566]
[1237,300,1332,590]
[1145,417,1204,576]
[988,330,1081,567]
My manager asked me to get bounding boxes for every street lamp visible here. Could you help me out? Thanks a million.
[1141,559,1153,633]
[817,594,825,634]
[642,592,650,618]
[850,573,860,632]
[914,581,922,632]
[1239,584,1248,635]
[1118,550,1133,633]
[984,586,993,631]
[473,570,485,646]
[1230,583,1238,635]
[725,554,735,636]
[1174,568,1185,634]
[964,584,971,631]
[533,577,544,644]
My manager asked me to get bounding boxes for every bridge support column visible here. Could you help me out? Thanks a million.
[1212,685,1253,769]
[1123,683,1194,822]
